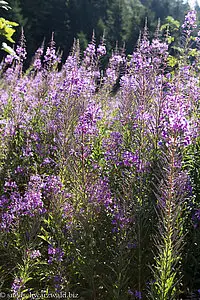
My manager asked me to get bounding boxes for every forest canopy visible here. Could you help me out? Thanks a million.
[1,0,196,61]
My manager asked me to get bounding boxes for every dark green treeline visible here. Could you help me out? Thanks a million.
[1,0,197,61]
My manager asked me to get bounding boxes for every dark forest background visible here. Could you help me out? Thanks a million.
[1,0,200,62]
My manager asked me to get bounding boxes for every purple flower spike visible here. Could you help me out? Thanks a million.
[182,10,197,31]
[75,101,102,136]
[30,250,41,260]
[97,44,106,57]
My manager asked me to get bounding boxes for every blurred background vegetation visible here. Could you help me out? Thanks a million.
[0,0,199,63]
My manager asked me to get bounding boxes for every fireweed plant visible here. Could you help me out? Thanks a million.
[0,10,199,300]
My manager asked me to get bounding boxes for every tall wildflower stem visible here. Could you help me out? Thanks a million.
[151,137,186,300]
[81,130,86,204]
[137,120,144,294]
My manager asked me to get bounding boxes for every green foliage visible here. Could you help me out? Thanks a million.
[167,55,178,67]
[0,17,18,43]
[77,31,88,51]
[161,16,180,31]
[0,0,19,56]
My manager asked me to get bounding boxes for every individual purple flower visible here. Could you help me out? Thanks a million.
[44,46,58,65]
[11,277,23,294]
[5,54,15,64]
[42,158,52,165]
[97,44,106,57]
[135,290,142,299]
[48,245,64,264]
[128,289,142,298]
[53,275,63,292]
[14,166,25,174]
[128,289,134,295]
[112,210,130,231]
[122,151,138,167]
[192,209,200,228]
[4,180,18,192]
[30,250,41,259]
[127,242,137,249]
[84,43,96,57]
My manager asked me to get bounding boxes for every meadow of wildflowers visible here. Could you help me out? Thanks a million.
[0,10,200,300]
